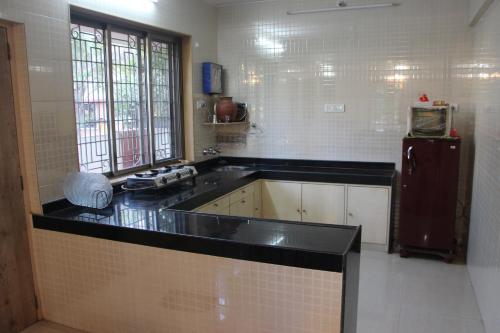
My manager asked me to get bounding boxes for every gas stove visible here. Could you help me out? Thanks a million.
[124,165,198,191]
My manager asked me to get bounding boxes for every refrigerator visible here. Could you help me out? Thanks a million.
[399,137,461,260]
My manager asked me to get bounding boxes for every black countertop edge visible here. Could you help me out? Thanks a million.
[32,214,361,273]
[213,156,396,172]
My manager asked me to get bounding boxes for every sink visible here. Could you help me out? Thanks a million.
[212,165,251,172]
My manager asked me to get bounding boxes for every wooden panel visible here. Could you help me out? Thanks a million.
[262,181,302,221]
[0,26,37,332]
[301,183,345,225]
[346,186,390,245]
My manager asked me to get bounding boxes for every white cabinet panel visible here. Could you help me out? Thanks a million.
[229,183,254,204]
[301,183,345,225]
[230,195,255,218]
[262,181,302,221]
[195,196,230,215]
[346,186,389,245]
[253,181,262,218]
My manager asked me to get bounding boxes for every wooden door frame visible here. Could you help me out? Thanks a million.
[0,19,43,320]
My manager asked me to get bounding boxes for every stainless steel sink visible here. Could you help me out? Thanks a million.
[212,165,250,172]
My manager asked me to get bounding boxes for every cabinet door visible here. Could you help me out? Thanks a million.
[262,181,302,221]
[230,195,255,218]
[253,181,262,218]
[196,196,230,215]
[346,186,389,245]
[301,183,345,225]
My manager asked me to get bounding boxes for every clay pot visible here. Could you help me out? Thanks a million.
[215,97,237,123]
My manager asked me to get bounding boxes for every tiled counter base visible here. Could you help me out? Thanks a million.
[34,229,347,333]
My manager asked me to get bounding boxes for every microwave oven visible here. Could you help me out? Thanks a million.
[407,105,453,137]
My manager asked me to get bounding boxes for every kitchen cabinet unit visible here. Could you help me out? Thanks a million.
[195,179,391,250]
[301,183,345,224]
[262,181,302,221]
[346,185,390,246]
[195,182,258,218]
[196,196,230,215]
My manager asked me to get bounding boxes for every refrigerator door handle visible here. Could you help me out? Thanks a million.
[407,146,416,175]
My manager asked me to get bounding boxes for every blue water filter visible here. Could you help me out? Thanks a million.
[203,62,223,95]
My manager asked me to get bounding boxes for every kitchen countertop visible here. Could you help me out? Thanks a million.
[34,157,395,272]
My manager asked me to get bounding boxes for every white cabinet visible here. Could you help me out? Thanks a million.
[346,185,390,245]
[253,181,262,218]
[194,182,259,218]
[196,196,230,215]
[230,195,255,217]
[301,183,345,225]
[262,181,302,221]
[195,179,391,250]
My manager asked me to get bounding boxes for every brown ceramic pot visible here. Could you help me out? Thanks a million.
[215,97,237,122]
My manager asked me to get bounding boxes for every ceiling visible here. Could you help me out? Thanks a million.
[204,0,270,6]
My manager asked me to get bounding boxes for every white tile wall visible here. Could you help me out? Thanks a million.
[216,0,476,248]
[467,1,500,332]
[0,0,218,202]
[217,0,473,162]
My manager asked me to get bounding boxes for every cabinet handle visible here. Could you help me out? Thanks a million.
[296,209,301,213]
[214,203,219,207]
[241,200,246,204]
[302,209,307,214]
[348,212,353,217]
[242,190,246,194]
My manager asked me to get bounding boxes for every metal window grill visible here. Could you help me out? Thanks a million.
[151,40,174,161]
[110,31,149,171]
[70,23,111,174]
[70,16,183,175]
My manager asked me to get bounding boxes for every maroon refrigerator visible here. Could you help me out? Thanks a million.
[399,137,461,261]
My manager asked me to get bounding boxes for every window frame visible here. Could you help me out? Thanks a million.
[70,9,184,177]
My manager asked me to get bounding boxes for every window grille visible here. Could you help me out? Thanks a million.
[69,16,183,175]
[70,23,111,173]
[109,31,149,171]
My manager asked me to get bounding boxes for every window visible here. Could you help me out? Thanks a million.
[70,15,182,175]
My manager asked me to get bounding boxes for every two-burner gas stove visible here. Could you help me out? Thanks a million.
[123,165,198,191]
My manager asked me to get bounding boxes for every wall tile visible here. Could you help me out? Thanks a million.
[0,0,218,203]
[216,0,475,249]
[467,1,500,331]
[34,229,344,333]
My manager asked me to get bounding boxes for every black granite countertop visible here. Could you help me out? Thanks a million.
[34,157,395,272]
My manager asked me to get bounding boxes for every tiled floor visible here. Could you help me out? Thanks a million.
[22,250,485,333]
[358,250,485,333]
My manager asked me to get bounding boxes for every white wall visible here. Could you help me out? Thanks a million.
[216,0,476,246]
[216,0,473,163]
[469,0,494,23]
[0,0,218,203]
[467,1,500,332]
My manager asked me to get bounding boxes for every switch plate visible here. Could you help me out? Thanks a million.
[324,104,345,113]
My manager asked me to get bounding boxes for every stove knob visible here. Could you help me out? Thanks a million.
[189,169,194,175]
[161,177,168,184]
[176,172,181,179]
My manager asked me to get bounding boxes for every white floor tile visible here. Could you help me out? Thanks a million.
[358,250,486,333]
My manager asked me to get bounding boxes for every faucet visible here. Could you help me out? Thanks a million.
[203,146,221,156]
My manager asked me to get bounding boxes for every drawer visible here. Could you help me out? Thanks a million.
[229,183,254,204]
[196,195,230,213]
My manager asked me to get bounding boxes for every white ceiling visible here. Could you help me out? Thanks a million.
[204,0,270,6]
